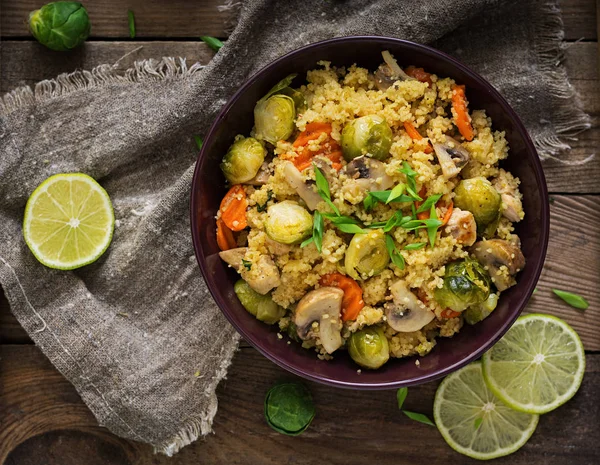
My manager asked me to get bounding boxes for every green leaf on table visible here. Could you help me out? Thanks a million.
[194,135,203,150]
[127,10,136,39]
[397,387,408,410]
[402,410,435,426]
[201,36,224,52]
[552,289,589,310]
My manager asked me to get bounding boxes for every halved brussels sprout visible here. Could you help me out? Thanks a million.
[341,115,393,161]
[464,293,498,325]
[434,258,491,312]
[345,229,390,280]
[265,201,313,245]
[348,326,390,369]
[453,177,501,231]
[221,136,266,184]
[254,95,296,145]
[234,279,285,324]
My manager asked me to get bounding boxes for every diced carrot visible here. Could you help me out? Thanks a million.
[293,122,342,172]
[415,186,430,220]
[405,66,432,85]
[216,218,236,251]
[293,122,333,148]
[441,309,461,319]
[403,121,433,154]
[451,84,474,141]
[220,185,248,231]
[319,273,365,321]
[440,202,454,227]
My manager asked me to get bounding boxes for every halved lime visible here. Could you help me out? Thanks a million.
[23,173,114,270]
[434,362,539,460]
[482,314,585,414]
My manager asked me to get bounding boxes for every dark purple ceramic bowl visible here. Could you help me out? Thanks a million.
[191,37,549,389]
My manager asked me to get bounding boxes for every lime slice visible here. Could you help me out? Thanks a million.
[482,314,585,414]
[23,173,114,270]
[434,362,539,460]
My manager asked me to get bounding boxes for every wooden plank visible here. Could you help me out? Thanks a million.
[1,345,598,464]
[2,41,599,192]
[2,195,599,348]
[0,0,236,38]
[0,0,595,40]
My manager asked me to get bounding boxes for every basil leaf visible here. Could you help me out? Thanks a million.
[552,289,589,310]
[200,36,224,52]
[386,183,406,204]
[404,242,426,250]
[241,259,252,271]
[416,194,442,214]
[402,410,435,427]
[127,10,136,39]
[385,234,405,270]
[474,417,483,430]
[193,135,203,150]
[397,387,408,410]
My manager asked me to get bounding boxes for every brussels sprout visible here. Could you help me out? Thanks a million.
[234,279,285,324]
[434,258,491,312]
[348,326,390,369]
[453,177,501,231]
[29,2,90,51]
[345,229,390,280]
[264,201,313,245]
[341,115,393,161]
[220,137,266,184]
[254,95,296,144]
[464,293,498,325]
[264,382,315,436]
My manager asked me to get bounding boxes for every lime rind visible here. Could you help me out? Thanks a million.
[482,314,585,415]
[434,362,539,461]
[23,173,114,270]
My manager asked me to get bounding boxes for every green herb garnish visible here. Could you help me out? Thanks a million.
[385,234,405,270]
[399,161,421,201]
[200,36,224,52]
[415,194,442,214]
[402,410,435,426]
[257,190,273,213]
[241,259,252,271]
[397,387,408,409]
[301,210,324,252]
[404,242,426,250]
[264,382,315,436]
[552,289,589,310]
[426,203,440,248]
[194,135,203,150]
[314,165,340,215]
[127,10,136,38]
[322,213,366,234]
[364,189,413,211]
[386,183,406,204]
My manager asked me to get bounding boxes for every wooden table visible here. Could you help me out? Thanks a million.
[1,1,599,464]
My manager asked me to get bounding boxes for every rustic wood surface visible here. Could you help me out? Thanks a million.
[0,0,599,464]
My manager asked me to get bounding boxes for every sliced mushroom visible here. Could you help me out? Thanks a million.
[444,208,477,246]
[374,51,414,91]
[343,156,394,191]
[471,239,526,291]
[282,161,322,210]
[384,280,435,332]
[246,159,272,186]
[218,247,248,270]
[293,287,344,354]
[432,136,470,178]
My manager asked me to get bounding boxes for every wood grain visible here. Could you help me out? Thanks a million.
[3,195,599,348]
[0,0,596,40]
[1,345,599,465]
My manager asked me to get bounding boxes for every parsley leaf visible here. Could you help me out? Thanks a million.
[241,259,252,271]
[257,190,273,212]
[385,234,405,270]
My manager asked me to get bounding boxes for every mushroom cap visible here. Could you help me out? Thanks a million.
[293,287,344,354]
[471,239,526,291]
[282,161,322,210]
[385,280,435,332]
[343,156,394,191]
[432,136,470,178]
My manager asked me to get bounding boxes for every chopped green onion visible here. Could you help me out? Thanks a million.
[397,387,408,410]
[241,259,252,271]
[364,190,413,211]
[301,210,324,253]
[426,204,439,248]
[385,234,405,270]
[314,165,340,216]
[128,10,136,39]
[404,242,426,250]
[402,411,435,427]
[200,36,224,52]
[194,135,203,150]
[322,213,366,234]
[386,183,406,204]
[399,161,421,200]
[552,289,589,310]
[415,194,442,214]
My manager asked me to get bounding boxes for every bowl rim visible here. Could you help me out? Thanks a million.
[190,36,550,389]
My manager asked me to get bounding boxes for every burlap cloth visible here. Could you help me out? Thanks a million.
[0,0,590,455]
